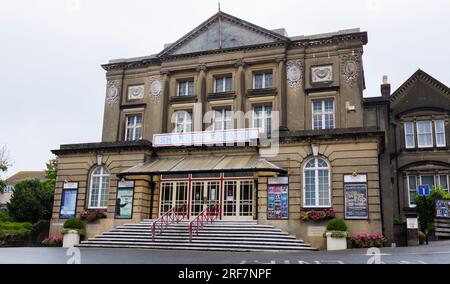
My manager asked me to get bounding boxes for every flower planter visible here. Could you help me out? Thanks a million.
[326,233,347,251]
[62,230,80,248]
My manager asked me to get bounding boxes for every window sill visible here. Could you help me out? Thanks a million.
[169,95,198,104]
[246,88,277,97]
[207,91,236,101]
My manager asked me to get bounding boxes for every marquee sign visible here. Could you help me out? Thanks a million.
[153,128,259,147]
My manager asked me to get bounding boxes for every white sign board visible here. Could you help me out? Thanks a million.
[407,218,419,229]
[63,182,78,189]
[153,128,259,147]
[344,174,367,183]
[268,177,289,185]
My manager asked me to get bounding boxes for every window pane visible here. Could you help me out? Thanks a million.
[421,175,435,187]
[187,81,194,96]
[436,120,446,147]
[324,99,334,112]
[254,74,263,89]
[440,175,448,191]
[324,114,334,129]
[178,81,186,96]
[225,77,232,92]
[313,115,322,130]
[312,101,322,113]
[408,176,417,206]
[318,170,330,206]
[215,78,223,92]
[417,121,433,147]
[405,122,415,148]
[265,73,273,88]
[304,170,315,206]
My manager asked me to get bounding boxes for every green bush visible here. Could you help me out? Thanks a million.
[0,211,11,222]
[0,222,33,230]
[0,222,33,241]
[63,218,84,230]
[414,186,450,235]
[326,218,347,232]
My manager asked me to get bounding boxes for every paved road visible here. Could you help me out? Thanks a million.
[1,241,450,264]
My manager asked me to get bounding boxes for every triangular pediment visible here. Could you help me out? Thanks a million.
[391,69,450,115]
[159,12,290,57]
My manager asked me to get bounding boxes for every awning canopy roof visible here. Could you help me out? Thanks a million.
[118,155,287,177]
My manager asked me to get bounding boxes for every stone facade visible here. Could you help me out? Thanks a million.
[50,11,387,249]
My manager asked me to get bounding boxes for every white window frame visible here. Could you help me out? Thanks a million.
[212,108,232,131]
[302,158,332,208]
[252,104,272,134]
[439,174,449,192]
[253,72,273,89]
[174,110,193,133]
[435,120,446,147]
[417,120,433,148]
[312,99,335,130]
[124,114,143,141]
[214,76,232,93]
[88,166,110,209]
[404,121,415,149]
[177,80,194,97]
[407,175,417,208]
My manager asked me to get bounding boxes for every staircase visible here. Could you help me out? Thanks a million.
[77,220,316,252]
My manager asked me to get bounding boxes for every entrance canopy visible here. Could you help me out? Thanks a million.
[118,155,287,177]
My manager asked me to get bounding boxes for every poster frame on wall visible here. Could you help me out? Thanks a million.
[115,180,135,219]
[344,174,369,220]
[267,177,289,220]
[59,182,79,219]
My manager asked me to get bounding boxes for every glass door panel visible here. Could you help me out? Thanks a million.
[239,181,253,217]
[223,181,237,217]
[190,182,204,217]
[159,182,173,216]
[175,182,188,209]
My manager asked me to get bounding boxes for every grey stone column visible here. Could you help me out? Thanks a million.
[196,65,207,131]
[277,58,287,129]
[160,71,170,133]
[235,60,246,128]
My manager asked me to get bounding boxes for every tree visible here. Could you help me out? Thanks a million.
[44,157,58,190]
[0,146,11,194]
[7,179,54,223]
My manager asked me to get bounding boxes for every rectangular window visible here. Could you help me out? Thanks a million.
[253,72,273,89]
[408,175,417,207]
[212,108,232,131]
[214,76,232,93]
[252,104,272,135]
[420,175,436,188]
[435,120,446,147]
[178,80,194,96]
[417,120,433,148]
[404,122,415,149]
[174,110,192,133]
[312,99,335,130]
[125,114,142,141]
[439,175,449,192]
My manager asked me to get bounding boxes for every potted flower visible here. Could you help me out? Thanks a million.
[301,208,336,222]
[323,218,349,251]
[350,233,386,248]
[61,218,85,248]
[79,209,107,223]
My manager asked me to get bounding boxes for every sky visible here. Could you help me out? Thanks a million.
[0,0,449,178]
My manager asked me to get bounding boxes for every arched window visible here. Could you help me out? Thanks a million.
[88,166,110,209]
[303,157,331,208]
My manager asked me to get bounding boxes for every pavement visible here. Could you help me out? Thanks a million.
[1,241,450,264]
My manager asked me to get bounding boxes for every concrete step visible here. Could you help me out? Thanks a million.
[88,237,306,246]
[96,234,299,241]
[78,240,314,251]
[77,243,316,252]
[102,232,297,239]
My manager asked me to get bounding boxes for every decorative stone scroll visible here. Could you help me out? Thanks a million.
[286,60,303,90]
[149,76,162,103]
[341,53,360,87]
[311,65,333,83]
[128,85,145,100]
[106,80,121,107]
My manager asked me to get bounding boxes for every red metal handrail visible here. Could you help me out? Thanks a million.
[189,202,221,243]
[152,204,187,242]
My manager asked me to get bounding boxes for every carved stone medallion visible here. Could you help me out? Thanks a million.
[341,54,360,87]
[311,65,333,83]
[287,60,303,90]
[149,76,162,103]
[128,85,145,100]
[106,80,121,107]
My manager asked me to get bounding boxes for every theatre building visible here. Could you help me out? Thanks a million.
[50,12,386,250]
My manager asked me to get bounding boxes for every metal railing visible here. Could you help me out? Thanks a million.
[152,204,187,242]
[189,202,221,243]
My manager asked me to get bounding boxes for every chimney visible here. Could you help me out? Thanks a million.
[381,75,391,97]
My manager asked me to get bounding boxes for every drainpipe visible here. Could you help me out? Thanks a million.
[393,123,401,216]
